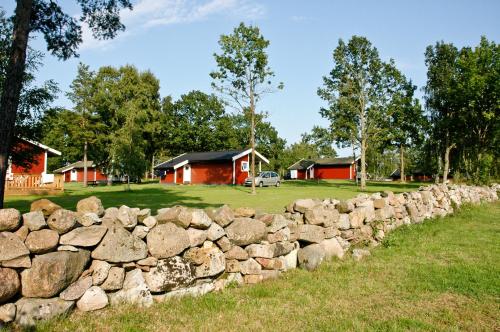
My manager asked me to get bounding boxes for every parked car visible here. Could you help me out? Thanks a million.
[244,171,281,187]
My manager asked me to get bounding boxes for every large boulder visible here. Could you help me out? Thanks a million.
[24,229,59,254]
[207,222,225,241]
[319,238,344,260]
[156,206,191,228]
[147,223,190,258]
[189,209,212,229]
[0,208,21,232]
[225,218,266,246]
[186,228,207,247]
[76,196,105,217]
[0,268,20,304]
[293,199,317,213]
[143,256,195,292]
[297,224,325,244]
[192,246,225,278]
[59,225,107,247]
[267,214,288,233]
[117,205,138,230]
[21,250,90,298]
[92,226,147,263]
[22,211,47,231]
[15,297,74,327]
[59,276,92,301]
[234,207,255,218]
[108,269,153,307]
[0,232,29,262]
[298,244,325,271]
[30,199,62,218]
[76,286,108,312]
[47,209,77,234]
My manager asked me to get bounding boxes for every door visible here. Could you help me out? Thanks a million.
[309,167,314,179]
[183,165,191,183]
[70,169,77,181]
[290,170,297,179]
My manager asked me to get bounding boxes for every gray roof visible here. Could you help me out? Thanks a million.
[288,159,315,170]
[53,161,94,173]
[155,150,255,170]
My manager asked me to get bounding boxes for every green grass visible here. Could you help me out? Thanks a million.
[4,180,424,213]
[34,202,500,331]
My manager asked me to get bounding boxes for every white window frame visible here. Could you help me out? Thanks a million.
[241,161,249,172]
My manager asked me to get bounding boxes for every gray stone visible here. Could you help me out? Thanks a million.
[132,225,149,239]
[239,258,261,275]
[22,211,46,231]
[76,286,108,312]
[216,236,232,252]
[267,214,289,233]
[207,222,225,241]
[304,206,339,227]
[13,225,29,242]
[142,216,157,228]
[297,224,325,243]
[245,244,275,258]
[210,205,234,227]
[224,246,249,260]
[108,269,153,307]
[90,260,111,285]
[193,247,225,278]
[0,268,20,304]
[0,303,16,323]
[156,206,191,228]
[190,209,212,229]
[298,244,325,271]
[57,245,79,252]
[100,267,125,291]
[143,256,195,292]
[338,213,350,230]
[186,228,207,247]
[226,259,240,272]
[273,241,296,256]
[0,232,29,262]
[153,282,215,302]
[349,208,365,228]
[25,229,59,254]
[76,196,105,217]
[293,199,317,213]
[21,250,90,298]
[281,249,298,270]
[30,199,62,218]
[117,205,137,230]
[77,213,101,227]
[234,207,255,218]
[226,273,244,286]
[147,223,190,258]
[59,225,107,247]
[136,209,151,222]
[137,257,158,266]
[15,297,74,327]
[319,238,344,260]
[267,227,291,243]
[92,226,147,263]
[337,200,354,213]
[59,276,92,301]
[0,209,21,232]
[225,217,266,246]
[47,209,77,234]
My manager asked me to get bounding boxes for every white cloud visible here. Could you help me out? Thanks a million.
[80,0,266,51]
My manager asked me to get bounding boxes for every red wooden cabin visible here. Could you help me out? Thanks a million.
[7,138,61,179]
[54,161,107,183]
[288,157,360,180]
[155,149,269,185]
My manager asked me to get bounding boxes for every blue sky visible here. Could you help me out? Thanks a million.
[3,0,500,156]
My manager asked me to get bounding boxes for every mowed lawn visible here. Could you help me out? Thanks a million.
[34,202,500,331]
[4,180,424,213]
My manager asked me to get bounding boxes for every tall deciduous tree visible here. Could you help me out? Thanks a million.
[424,42,460,183]
[318,36,389,190]
[211,22,283,194]
[0,0,132,207]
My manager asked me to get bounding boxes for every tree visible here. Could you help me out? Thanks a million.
[0,0,132,207]
[384,63,426,182]
[424,42,461,184]
[66,63,100,187]
[318,36,389,190]
[211,22,283,194]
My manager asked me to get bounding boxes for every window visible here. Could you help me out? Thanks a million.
[262,172,270,178]
[241,161,249,172]
[271,172,278,178]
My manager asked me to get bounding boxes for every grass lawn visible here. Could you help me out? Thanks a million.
[4,180,424,214]
[34,202,500,331]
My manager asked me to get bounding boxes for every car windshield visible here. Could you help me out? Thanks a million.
[258,172,267,177]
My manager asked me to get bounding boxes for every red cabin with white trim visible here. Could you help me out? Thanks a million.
[155,149,269,185]
[53,161,107,183]
[288,157,360,180]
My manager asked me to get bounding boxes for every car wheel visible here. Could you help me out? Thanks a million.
[259,182,264,188]
[276,181,280,187]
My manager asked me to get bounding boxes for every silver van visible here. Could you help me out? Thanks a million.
[244,171,281,187]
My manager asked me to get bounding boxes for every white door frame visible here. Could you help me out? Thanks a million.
[70,169,77,181]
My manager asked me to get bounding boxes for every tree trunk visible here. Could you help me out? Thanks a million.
[250,89,256,195]
[443,143,455,184]
[83,140,88,187]
[0,0,33,208]
[360,138,367,190]
[400,144,405,183]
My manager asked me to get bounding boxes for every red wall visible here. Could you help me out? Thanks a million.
[160,170,175,184]
[10,142,45,175]
[297,170,306,180]
[314,165,353,180]
[63,168,107,182]
[191,162,232,184]
[175,167,184,184]
[234,154,250,185]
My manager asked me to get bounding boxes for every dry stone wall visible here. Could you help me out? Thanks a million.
[0,184,498,327]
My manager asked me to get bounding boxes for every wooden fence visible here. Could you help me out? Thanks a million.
[5,174,64,195]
